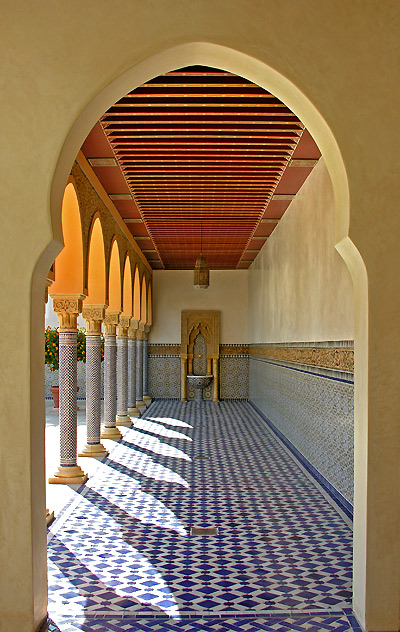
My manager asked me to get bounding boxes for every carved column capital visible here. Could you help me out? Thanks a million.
[50,294,86,332]
[103,311,120,336]
[128,322,138,339]
[82,304,107,335]
[116,315,131,338]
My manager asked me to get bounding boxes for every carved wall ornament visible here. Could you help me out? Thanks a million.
[180,310,220,401]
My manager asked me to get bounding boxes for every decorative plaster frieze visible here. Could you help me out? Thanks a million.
[249,345,354,373]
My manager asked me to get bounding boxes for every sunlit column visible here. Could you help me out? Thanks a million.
[212,357,219,402]
[143,325,152,404]
[48,295,88,484]
[101,311,122,440]
[79,306,109,457]
[180,355,188,401]
[116,315,132,426]
[127,320,140,417]
[45,279,55,522]
[136,327,146,409]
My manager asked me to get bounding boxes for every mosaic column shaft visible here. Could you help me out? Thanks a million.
[136,332,146,408]
[101,311,122,440]
[143,325,151,404]
[116,316,132,426]
[48,295,88,485]
[79,306,108,457]
[128,323,140,417]
[180,356,187,401]
[212,358,219,402]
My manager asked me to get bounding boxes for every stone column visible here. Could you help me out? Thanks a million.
[136,328,146,409]
[212,358,219,402]
[116,315,132,426]
[127,320,140,417]
[143,325,152,404]
[79,306,109,457]
[100,311,122,440]
[48,295,88,485]
[180,356,188,401]
[45,279,55,523]
[207,357,212,375]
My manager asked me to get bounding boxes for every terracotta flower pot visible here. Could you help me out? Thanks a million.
[49,386,59,410]
[49,385,80,411]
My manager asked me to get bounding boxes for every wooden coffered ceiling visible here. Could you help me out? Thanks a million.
[81,66,320,270]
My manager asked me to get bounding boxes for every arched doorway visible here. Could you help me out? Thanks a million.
[29,44,374,631]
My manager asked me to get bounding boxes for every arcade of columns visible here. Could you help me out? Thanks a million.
[45,155,153,491]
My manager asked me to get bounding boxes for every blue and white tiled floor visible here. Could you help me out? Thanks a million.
[47,401,360,632]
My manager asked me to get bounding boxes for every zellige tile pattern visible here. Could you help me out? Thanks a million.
[47,400,356,632]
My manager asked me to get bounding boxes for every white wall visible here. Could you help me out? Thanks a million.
[248,159,354,343]
[150,270,248,343]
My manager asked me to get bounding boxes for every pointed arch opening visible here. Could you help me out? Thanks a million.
[122,254,133,317]
[140,276,147,325]
[50,181,84,295]
[133,266,141,321]
[108,238,122,312]
[85,215,106,305]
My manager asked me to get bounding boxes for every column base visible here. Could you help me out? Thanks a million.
[136,400,146,409]
[101,425,123,439]
[128,407,141,417]
[46,509,55,526]
[78,443,109,458]
[116,414,132,427]
[143,396,152,404]
[213,398,220,402]
[49,465,88,485]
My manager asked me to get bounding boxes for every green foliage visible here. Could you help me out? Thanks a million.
[45,326,104,371]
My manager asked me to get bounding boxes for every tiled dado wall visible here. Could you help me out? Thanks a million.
[249,341,354,509]
[148,344,249,400]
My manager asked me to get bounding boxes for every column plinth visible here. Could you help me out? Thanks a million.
[101,311,122,440]
[80,305,109,458]
[116,315,132,426]
[49,295,88,485]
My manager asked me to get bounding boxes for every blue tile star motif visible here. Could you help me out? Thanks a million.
[47,401,359,632]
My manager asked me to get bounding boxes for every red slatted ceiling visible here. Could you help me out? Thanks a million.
[96,66,316,269]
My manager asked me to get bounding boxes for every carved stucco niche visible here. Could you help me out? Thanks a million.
[180,310,220,402]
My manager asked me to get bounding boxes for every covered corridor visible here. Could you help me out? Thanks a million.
[47,400,356,632]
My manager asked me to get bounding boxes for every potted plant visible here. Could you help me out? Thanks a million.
[45,327,104,409]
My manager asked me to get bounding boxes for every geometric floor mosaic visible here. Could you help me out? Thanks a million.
[47,401,360,632]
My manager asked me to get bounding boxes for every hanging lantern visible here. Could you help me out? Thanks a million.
[194,222,209,289]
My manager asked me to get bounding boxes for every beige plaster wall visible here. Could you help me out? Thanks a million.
[150,270,248,343]
[248,159,354,343]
